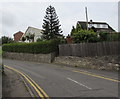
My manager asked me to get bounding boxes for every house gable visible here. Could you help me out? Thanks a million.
[13,31,24,41]
[24,26,43,42]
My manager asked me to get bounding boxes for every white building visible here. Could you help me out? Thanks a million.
[23,26,43,42]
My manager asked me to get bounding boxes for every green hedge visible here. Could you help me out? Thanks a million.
[99,32,120,41]
[2,40,59,54]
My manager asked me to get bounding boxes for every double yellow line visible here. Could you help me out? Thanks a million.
[4,65,50,99]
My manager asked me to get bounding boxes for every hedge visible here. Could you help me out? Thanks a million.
[2,40,59,54]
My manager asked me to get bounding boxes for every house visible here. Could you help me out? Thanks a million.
[13,31,24,42]
[23,26,43,42]
[77,20,115,33]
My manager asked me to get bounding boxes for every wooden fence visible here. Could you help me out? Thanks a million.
[59,41,120,57]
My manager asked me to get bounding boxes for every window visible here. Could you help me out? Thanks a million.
[93,24,97,28]
[88,24,92,28]
[102,24,108,28]
[97,24,100,28]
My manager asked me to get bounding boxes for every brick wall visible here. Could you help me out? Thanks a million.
[14,31,24,41]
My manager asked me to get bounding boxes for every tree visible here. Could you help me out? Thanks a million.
[70,24,98,43]
[1,36,14,44]
[42,5,62,40]
[25,33,35,42]
[70,24,82,36]
[70,26,76,36]
[99,32,108,41]
[22,37,26,42]
[29,34,35,42]
[75,23,82,33]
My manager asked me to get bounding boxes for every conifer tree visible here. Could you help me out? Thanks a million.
[70,26,76,36]
[42,5,62,40]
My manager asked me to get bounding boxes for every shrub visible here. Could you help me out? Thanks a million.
[1,36,14,44]
[2,39,60,54]
[37,38,44,42]
[70,24,99,43]
[107,33,120,41]
[99,32,108,41]
[72,29,98,43]
[98,32,120,42]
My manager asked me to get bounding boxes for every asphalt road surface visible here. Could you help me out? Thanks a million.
[3,59,119,98]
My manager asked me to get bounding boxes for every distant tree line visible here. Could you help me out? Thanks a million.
[0,36,14,45]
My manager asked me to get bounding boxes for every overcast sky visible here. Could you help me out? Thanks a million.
[0,1,119,38]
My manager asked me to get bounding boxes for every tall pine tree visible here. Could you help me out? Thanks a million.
[42,5,62,40]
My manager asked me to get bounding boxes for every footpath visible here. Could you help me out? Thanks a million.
[2,67,32,98]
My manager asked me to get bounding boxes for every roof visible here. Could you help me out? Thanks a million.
[78,21,107,25]
[25,26,43,33]
[13,31,24,41]
[23,26,44,38]
[13,31,24,36]
[77,21,115,32]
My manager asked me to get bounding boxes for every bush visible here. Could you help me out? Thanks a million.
[2,39,60,54]
[99,32,120,42]
[107,33,120,41]
[99,32,108,41]
[72,30,98,43]
[1,36,14,44]
[37,38,44,42]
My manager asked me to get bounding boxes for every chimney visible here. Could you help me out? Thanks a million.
[90,20,93,23]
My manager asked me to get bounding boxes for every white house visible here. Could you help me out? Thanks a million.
[23,26,43,42]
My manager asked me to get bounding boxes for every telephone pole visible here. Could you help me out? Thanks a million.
[85,7,89,30]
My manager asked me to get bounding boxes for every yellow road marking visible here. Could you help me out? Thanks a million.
[27,75,50,99]
[51,65,120,83]
[72,70,120,83]
[4,65,49,99]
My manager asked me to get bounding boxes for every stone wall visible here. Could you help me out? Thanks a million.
[54,56,120,71]
[3,52,56,63]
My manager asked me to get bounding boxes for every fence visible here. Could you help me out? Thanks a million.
[59,41,120,57]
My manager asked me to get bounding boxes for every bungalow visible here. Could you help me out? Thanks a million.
[22,26,43,42]
[77,20,115,33]
[13,31,24,42]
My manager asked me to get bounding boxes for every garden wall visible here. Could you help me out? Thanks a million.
[3,52,56,63]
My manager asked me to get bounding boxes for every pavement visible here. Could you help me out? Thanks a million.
[3,59,119,98]
[2,67,31,98]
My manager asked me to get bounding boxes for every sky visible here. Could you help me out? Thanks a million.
[0,1,119,38]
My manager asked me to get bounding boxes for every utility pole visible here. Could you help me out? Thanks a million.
[85,7,89,30]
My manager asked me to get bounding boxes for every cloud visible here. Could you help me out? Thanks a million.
[1,2,118,37]
[118,1,120,32]
[2,11,16,27]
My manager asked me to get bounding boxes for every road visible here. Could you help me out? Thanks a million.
[3,59,119,98]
